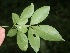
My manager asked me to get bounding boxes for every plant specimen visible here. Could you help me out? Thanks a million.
[7,3,65,53]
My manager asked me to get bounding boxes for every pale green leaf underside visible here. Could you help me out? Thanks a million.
[12,13,19,24]
[20,3,34,19]
[16,25,28,33]
[17,32,28,51]
[28,27,40,53]
[32,25,65,41]
[30,6,50,25]
[7,28,17,37]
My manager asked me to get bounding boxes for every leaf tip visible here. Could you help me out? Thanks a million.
[12,13,14,15]
[31,3,34,9]
[61,38,65,41]
[31,3,33,5]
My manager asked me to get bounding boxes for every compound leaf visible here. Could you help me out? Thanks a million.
[20,3,34,19]
[28,27,40,53]
[30,6,50,25]
[17,31,28,51]
[12,13,19,24]
[7,28,17,37]
[32,25,65,41]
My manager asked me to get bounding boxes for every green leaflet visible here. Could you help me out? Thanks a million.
[16,25,28,33]
[28,27,40,53]
[17,31,28,51]
[20,3,34,19]
[7,28,17,37]
[32,25,65,41]
[12,13,19,24]
[17,3,34,25]
[17,18,28,25]
[30,6,50,25]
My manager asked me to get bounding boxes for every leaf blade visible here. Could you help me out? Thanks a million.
[17,32,28,51]
[17,3,34,25]
[20,3,34,19]
[28,27,40,53]
[32,25,65,41]
[17,18,28,25]
[30,6,50,25]
[12,13,19,24]
[7,28,17,37]
[17,25,28,33]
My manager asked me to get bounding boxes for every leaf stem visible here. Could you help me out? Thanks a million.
[1,26,9,27]
[15,25,30,27]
